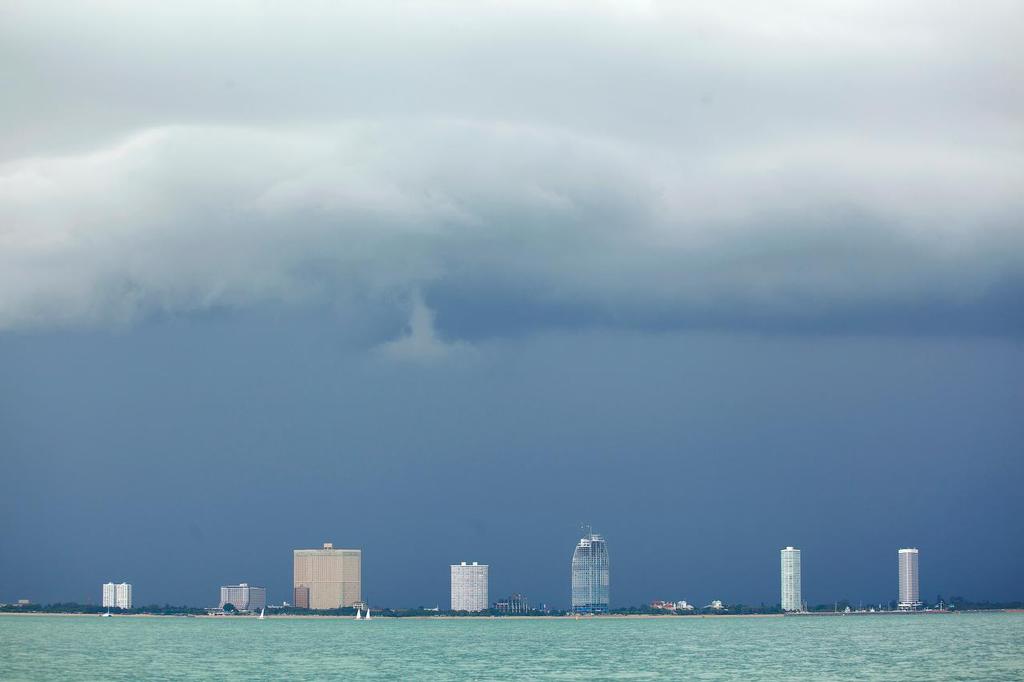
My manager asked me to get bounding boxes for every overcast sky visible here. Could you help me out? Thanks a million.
[1,1,1022,608]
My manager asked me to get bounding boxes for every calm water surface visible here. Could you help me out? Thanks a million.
[1,613,1022,680]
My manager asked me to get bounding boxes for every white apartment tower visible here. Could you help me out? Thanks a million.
[450,562,489,612]
[898,548,921,610]
[102,582,132,609]
[780,546,802,612]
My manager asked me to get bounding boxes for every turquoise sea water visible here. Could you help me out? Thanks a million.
[1,613,1022,680]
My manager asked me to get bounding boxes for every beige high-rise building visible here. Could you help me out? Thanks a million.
[293,542,361,610]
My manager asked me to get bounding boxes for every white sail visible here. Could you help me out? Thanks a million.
[365,608,371,620]
[355,609,362,620]
[258,608,265,620]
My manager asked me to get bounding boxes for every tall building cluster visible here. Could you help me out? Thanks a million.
[776,546,925,612]
[450,562,489,611]
[446,530,612,614]
[93,537,925,614]
[102,582,132,609]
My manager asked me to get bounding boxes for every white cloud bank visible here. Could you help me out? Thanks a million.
[0,1,1021,336]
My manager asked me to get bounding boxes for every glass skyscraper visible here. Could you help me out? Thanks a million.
[571,531,609,613]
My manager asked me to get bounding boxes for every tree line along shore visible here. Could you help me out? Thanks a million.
[2,598,1021,618]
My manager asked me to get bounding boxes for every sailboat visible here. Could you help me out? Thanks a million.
[258,608,265,620]
[101,607,112,618]
[364,608,371,620]
[355,608,362,620]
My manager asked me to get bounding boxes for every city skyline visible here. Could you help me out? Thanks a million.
[1,1,1021,677]
[1,1,1020,611]
[45,541,950,611]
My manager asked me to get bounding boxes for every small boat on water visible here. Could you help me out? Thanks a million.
[364,608,371,620]
[258,608,265,620]
[355,609,362,620]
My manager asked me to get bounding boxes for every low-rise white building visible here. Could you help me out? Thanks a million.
[219,583,267,612]
[450,562,488,612]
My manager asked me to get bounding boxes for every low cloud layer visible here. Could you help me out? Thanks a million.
[1,1,1021,339]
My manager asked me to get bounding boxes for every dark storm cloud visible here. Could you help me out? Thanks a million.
[1,1,1022,343]
[1,2,1022,609]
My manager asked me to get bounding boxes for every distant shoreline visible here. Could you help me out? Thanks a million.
[0,612,783,620]
[2,606,1015,618]
[7,611,1018,620]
